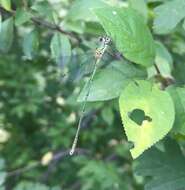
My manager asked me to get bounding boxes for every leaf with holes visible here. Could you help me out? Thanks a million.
[119,80,175,158]
[93,7,155,67]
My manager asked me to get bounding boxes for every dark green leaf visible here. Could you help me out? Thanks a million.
[101,107,114,125]
[135,139,185,190]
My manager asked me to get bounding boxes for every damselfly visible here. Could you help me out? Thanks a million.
[69,36,111,155]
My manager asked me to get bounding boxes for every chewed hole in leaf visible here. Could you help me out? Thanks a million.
[128,109,152,126]
[127,141,135,149]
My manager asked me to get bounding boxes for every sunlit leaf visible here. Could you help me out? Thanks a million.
[0,0,11,11]
[119,80,175,158]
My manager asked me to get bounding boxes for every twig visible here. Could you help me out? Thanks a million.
[6,148,89,179]
[0,6,79,41]
[154,63,175,88]
[30,17,78,41]
[6,162,39,178]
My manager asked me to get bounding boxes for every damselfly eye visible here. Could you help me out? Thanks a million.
[105,37,111,44]
[99,37,103,42]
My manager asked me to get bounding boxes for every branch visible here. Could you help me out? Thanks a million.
[30,17,78,41]
[0,6,79,42]
[154,63,175,88]
[6,148,89,179]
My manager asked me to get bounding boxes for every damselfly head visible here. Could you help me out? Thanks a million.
[99,36,111,45]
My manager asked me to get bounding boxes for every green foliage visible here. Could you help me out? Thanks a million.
[67,0,108,22]
[93,6,155,67]
[14,181,60,190]
[77,159,129,190]
[167,86,185,135]
[23,30,39,60]
[0,17,13,53]
[119,80,175,158]
[50,33,71,64]
[15,9,31,26]
[135,139,185,190]
[0,158,6,186]
[129,0,148,21]
[1,0,185,189]
[0,0,11,11]
[78,61,147,101]
[153,0,185,34]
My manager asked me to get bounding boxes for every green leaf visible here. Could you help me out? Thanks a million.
[119,80,175,158]
[129,0,148,22]
[50,33,71,65]
[0,172,6,186]
[0,159,5,170]
[0,17,14,53]
[15,9,31,26]
[31,1,57,23]
[23,30,39,60]
[183,19,185,31]
[78,61,147,102]
[0,0,11,11]
[167,86,185,135]
[77,160,128,190]
[148,41,173,78]
[101,107,114,125]
[14,182,49,190]
[0,158,6,186]
[153,0,185,34]
[93,7,155,67]
[67,0,108,22]
[0,14,2,32]
[135,139,185,190]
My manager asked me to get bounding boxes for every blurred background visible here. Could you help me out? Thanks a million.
[1,0,183,189]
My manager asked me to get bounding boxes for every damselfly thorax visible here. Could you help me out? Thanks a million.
[95,36,111,60]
